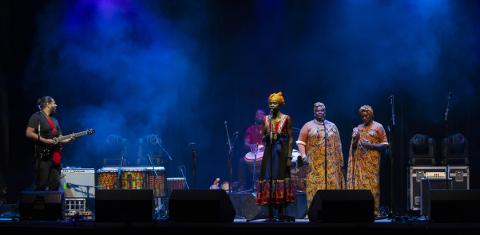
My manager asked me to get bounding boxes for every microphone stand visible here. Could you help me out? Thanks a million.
[224,121,237,193]
[323,121,328,190]
[189,143,197,189]
[156,140,173,161]
[351,129,357,190]
[444,92,452,190]
[387,95,396,217]
[251,143,258,193]
[178,165,190,189]
[117,143,126,189]
[268,111,274,220]
[146,154,159,177]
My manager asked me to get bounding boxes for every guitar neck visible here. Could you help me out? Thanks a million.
[58,130,91,141]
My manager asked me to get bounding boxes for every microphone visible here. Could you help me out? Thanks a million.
[388,94,394,103]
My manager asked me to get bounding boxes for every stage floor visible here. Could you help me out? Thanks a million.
[1,217,480,235]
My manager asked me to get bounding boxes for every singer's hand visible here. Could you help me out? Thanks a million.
[302,154,308,164]
[359,140,372,150]
[352,128,359,140]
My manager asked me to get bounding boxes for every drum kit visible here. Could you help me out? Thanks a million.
[242,146,307,192]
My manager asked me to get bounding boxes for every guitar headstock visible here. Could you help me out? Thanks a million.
[86,129,95,135]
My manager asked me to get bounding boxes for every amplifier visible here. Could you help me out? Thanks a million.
[409,166,470,211]
[447,166,469,190]
[409,166,446,211]
[60,167,95,198]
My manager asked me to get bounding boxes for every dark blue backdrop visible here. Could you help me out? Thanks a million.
[1,0,479,213]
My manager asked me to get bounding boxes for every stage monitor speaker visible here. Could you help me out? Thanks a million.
[19,191,63,221]
[430,189,480,222]
[308,190,374,223]
[169,189,235,223]
[95,189,153,222]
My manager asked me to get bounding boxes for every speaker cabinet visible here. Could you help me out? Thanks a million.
[430,189,480,222]
[95,189,153,222]
[308,190,374,223]
[168,190,235,223]
[20,191,63,221]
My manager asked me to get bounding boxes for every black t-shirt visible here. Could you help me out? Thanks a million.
[27,111,62,139]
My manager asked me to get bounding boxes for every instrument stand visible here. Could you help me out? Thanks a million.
[224,121,238,193]
[250,145,258,194]
[146,154,164,219]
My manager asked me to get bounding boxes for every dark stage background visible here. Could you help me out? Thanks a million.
[1,0,479,214]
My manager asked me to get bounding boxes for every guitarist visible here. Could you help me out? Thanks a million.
[25,96,74,191]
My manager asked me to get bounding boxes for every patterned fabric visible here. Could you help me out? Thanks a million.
[346,121,388,216]
[297,120,345,207]
[256,114,295,205]
[256,179,295,205]
[263,114,288,137]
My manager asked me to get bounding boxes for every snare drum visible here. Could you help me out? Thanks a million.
[97,167,118,190]
[167,177,186,195]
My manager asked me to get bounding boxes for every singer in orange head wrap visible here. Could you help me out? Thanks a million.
[256,91,295,222]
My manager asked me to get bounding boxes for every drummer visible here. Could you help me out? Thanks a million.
[237,109,266,191]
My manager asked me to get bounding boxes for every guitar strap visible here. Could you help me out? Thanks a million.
[45,117,62,167]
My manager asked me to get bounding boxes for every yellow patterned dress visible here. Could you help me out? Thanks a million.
[346,121,388,216]
[297,120,345,207]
